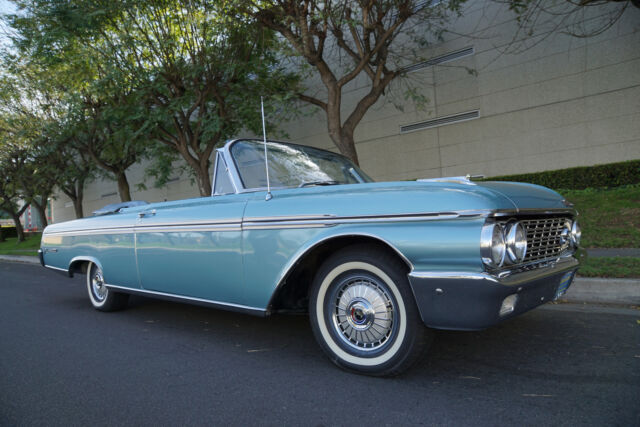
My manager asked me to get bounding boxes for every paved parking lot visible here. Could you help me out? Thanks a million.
[1,261,638,426]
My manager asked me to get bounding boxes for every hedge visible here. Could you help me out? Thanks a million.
[485,160,640,190]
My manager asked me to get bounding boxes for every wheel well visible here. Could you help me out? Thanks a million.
[69,260,91,277]
[268,235,411,314]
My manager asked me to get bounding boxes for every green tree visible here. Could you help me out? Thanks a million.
[0,62,59,229]
[247,0,466,165]
[5,2,150,203]
[11,0,299,197]
[93,0,298,195]
[66,91,149,203]
[40,119,95,218]
[0,145,30,241]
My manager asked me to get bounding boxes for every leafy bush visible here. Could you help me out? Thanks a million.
[485,160,640,190]
[0,226,18,239]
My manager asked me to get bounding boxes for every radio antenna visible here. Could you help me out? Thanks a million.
[261,96,272,201]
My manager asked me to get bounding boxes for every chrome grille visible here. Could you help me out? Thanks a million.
[520,217,571,263]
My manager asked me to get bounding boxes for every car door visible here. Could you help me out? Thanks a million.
[135,193,249,305]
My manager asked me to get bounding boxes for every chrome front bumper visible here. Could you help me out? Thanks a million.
[408,251,584,331]
[37,248,44,267]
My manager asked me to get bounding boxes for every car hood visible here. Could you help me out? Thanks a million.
[244,180,569,219]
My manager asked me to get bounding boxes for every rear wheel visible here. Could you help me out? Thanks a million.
[309,245,432,376]
[87,262,129,311]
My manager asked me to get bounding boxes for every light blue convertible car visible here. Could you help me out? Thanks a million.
[40,139,583,375]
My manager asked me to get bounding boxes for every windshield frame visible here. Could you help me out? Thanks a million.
[213,139,372,195]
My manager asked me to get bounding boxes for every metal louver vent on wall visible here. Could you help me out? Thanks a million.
[402,47,475,73]
[400,110,479,133]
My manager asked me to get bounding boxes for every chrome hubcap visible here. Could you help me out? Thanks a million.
[346,299,375,329]
[92,270,107,302]
[332,277,394,351]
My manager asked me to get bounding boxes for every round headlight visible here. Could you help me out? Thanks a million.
[505,221,527,263]
[571,220,581,246]
[481,222,506,268]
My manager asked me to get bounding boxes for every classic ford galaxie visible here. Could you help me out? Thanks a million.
[40,139,583,375]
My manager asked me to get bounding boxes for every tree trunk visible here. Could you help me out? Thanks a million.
[195,162,212,197]
[9,212,25,242]
[0,226,5,242]
[31,197,49,229]
[323,82,360,166]
[327,129,359,166]
[73,198,84,219]
[116,172,132,202]
[73,179,85,218]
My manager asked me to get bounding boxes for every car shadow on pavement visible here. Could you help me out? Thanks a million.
[97,294,637,388]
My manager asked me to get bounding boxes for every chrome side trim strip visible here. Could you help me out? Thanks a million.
[44,221,242,237]
[246,214,337,222]
[244,222,332,230]
[490,208,575,217]
[244,211,486,230]
[245,207,574,227]
[44,264,69,273]
[409,271,498,282]
[45,227,135,236]
[137,218,241,227]
[135,224,242,233]
[104,284,266,315]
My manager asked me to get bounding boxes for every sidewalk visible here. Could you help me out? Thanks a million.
[1,253,638,306]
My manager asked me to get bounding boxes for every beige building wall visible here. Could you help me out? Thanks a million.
[50,1,640,224]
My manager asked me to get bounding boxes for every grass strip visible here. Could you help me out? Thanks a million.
[577,256,640,278]
[0,233,41,257]
[559,185,640,248]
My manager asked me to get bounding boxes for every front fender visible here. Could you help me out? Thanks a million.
[241,217,485,309]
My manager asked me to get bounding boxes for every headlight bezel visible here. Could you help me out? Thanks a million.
[481,222,506,268]
[505,221,528,264]
[571,220,581,247]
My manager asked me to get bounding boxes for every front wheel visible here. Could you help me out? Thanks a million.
[309,245,432,376]
[87,262,129,312]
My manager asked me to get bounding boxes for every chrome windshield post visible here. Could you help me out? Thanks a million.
[212,149,240,196]
[219,141,246,194]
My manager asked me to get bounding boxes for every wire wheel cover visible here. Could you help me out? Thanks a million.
[92,270,107,302]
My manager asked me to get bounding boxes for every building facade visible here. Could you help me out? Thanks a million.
[50,1,640,223]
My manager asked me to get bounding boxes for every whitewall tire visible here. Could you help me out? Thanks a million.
[309,245,431,376]
[87,262,129,312]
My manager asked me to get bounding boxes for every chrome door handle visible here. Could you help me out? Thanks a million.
[138,209,156,218]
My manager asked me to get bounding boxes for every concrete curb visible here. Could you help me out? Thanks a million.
[1,255,638,305]
[561,277,640,306]
[0,255,40,265]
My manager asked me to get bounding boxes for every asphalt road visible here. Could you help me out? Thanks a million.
[1,262,638,426]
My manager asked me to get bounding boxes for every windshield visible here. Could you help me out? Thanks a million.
[230,140,373,190]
